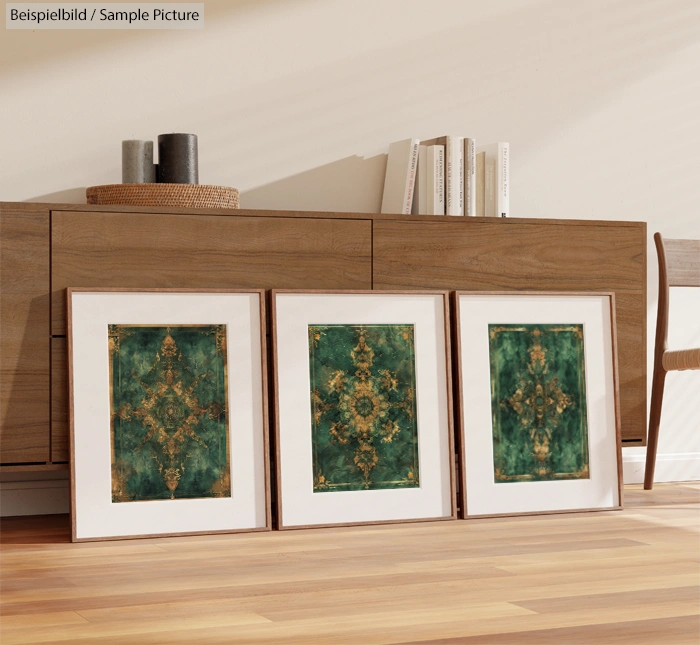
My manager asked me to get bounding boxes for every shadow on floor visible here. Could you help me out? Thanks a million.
[0,514,70,544]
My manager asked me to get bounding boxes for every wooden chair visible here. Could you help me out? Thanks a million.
[644,233,700,489]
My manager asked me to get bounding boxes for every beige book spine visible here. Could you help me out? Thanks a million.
[476,151,485,217]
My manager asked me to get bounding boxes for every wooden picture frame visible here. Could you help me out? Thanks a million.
[68,288,271,541]
[271,290,457,529]
[453,291,623,519]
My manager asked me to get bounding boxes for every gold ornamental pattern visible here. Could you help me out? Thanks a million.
[308,324,420,492]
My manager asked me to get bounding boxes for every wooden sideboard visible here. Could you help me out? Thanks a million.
[0,202,647,470]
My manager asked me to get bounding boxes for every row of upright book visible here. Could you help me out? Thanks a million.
[380,137,509,218]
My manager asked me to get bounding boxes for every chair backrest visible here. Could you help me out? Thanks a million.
[661,236,700,287]
[654,233,700,353]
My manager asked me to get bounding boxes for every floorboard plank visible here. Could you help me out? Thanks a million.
[0,483,698,644]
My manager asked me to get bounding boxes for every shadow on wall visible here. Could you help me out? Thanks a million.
[10,0,700,210]
[25,154,389,211]
[240,154,387,213]
[27,188,88,204]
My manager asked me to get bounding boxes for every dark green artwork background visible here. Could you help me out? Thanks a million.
[489,324,590,483]
[109,324,231,502]
[308,324,419,492]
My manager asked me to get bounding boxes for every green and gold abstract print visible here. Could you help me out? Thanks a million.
[308,324,419,492]
[109,325,230,502]
[489,324,589,483]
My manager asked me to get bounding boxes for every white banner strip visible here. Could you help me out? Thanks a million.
[6,3,204,29]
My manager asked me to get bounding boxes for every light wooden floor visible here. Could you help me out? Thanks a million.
[1,483,698,645]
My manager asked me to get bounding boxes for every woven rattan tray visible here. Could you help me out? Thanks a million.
[86,184,239,209]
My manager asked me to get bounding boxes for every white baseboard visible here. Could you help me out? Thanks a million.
[0,479,70,517]
[2,452,699,517]
[622,451,700,485]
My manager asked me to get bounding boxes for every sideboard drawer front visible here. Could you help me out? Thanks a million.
[0,207,50,464]
[372,219,645,292]
[51,211,372,335]
[373,218,646,444]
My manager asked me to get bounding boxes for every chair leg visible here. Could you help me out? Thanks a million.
[644,366,667,490]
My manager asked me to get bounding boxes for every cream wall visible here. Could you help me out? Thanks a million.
[1,0,699,512]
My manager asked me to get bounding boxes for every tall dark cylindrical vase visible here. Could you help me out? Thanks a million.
[157,133,199,184]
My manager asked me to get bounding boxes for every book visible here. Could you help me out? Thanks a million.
[498,142,509,218]
[427,145,445,215]
[475,151,485,217]
[484,154,495,218]
[421,136,463,216]
[478,142,509,218]
[381,138,420,214]
[448,136,464,216]
[463,138,476,217]
[411,145,428,215]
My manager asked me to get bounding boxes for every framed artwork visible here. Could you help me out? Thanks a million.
[454,292,622,518]
[68,289,270,541]
[272,290,456,529]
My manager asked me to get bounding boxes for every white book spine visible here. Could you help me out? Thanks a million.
[412,145,428,215]
[497,142,509,218]
[436,146,445,215]
[484,157,496,218]
[478,142,509,217]
[445,136,463,216]
[426,145,445,215]
[403,141,420,214]
[381,138,420,215]
[464,138,476,217]
[475,151,485,217]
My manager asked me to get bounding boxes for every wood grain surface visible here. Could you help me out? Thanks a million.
[0,205,51,464]
[663,238,700,287]
[50,338,68,463]
[51,211,373,335]
[0,482,697,645]
[0,201,653,224]
[0,203,60,214]
[1,204,649,469]
[373,219,647,443]
[613,291,647,440]
[372,219,646,292]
